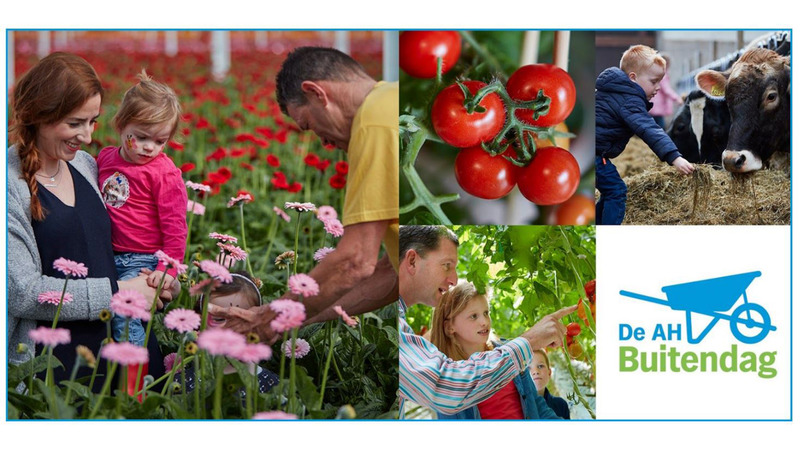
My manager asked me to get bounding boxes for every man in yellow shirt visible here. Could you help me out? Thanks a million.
[213,46,399,341]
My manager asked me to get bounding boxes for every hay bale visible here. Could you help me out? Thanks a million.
[598,137,790,225]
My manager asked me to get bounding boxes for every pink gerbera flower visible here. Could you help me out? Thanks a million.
[187,200,206,215]
[316,205,338,221]
[53,258,88,278]
[252,411,298,420]
[163,352,183,373]
[231,343,273,363]
[322,218,344,237]
[217,243,248,261]
[282,338,310,358]
[227,193,253,208]
[269,299,306,333]
[154,250,188,275]
[333,306,358,327]
[100,342,149,366]
[164,308,201,333]
[186,180,211,192]
[110,290,152,321]
[272,206,291,223]
[197,328,247,357]
[37,291,73,306]
[284,201,316,213]
[28,327,71,347]
[313,247,335,262]
[199,260,233,283]
[288,273,319,297]
[208,232,238,243]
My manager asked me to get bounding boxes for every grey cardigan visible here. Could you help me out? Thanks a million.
[7,147,114,365]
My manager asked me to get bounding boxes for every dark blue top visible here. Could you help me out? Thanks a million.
[32,164,164,385]
[543,387,570,420]
[595,67,681,164]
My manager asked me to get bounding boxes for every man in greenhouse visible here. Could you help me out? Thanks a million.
[211,46,398,341]
[397,225,577,416]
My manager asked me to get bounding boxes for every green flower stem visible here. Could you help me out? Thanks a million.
[88,341,106,394]
[117,364,126,416]
[89,361,118,419]
[560,345,596,419]
[136,270,168,394]
[213,356,224,419]
[288,328,299,414]
[292,211,302,274]
[51,277,70,329]
[185,190,199,264]
[238,202,254,275]
[63,356,83,405]
[160,354,194,397]
[193,355,202,419]
[316,320,339,410]
[44,346,54,388]
[261,214,278,272]
[200,284,213,332]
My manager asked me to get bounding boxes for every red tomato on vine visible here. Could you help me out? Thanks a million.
[431,80,506,148]
[516,146,580,205]
[454,146,518,199]
[399,31,462,78]
[554,194,595,225]
[507,64,576,127]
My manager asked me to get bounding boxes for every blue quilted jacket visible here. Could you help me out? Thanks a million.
[595,67,680,163]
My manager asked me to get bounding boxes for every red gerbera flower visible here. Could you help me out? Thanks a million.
[266,154,280,167]
[287,182,303,193]
[304,154,320,167]
[168,140,184,151]
[329,174,346,189]
[335,161,349,175]
[179,162,196,173]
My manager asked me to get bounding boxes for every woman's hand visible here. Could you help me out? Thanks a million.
[118,274,164,309]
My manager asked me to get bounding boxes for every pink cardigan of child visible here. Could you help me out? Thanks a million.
[97,146,187,276]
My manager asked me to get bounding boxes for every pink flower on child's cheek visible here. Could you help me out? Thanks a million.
[28,327,71,347]
[288,273,319,297]
[52,258,88,278]
[101,342,149,366]
[37,291,73,306]
[164,308,201,333]
[281,338,310,358]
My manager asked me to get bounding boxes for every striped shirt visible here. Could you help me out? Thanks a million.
[398,297,533,417]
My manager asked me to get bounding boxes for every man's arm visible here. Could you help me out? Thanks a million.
[304,254,397,324]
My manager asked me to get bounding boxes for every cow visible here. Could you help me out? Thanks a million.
[667,90,730,166]
[695,48,790,173]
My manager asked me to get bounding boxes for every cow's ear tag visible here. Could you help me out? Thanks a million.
[711,85,725,97]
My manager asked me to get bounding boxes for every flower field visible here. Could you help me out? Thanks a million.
[8,31,398,420]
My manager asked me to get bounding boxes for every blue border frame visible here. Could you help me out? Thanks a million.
[3,27,792,422]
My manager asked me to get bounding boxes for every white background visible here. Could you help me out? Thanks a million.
[2,1,799,449]
[597,226,790,419]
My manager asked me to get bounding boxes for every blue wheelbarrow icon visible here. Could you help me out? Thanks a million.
[620,271,776,344]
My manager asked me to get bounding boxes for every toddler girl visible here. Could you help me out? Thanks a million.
[97,71,188,346]
[430,281,561,420]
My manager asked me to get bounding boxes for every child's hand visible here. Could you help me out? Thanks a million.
[671,157,695,175]
[147,270,175,291]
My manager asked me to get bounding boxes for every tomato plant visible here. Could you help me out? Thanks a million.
[431,80,506,148]
[517,146,580,205]
[567,322,581,337]
[454,146,518,199]
[507,64,576,127]
[399,31,461,79]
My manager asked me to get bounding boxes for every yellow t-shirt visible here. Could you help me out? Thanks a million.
[343,81,399,271]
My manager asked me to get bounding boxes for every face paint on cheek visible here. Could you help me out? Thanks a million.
[126,135,136,150]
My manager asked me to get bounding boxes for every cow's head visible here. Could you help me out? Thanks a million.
[696,48,790,173]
